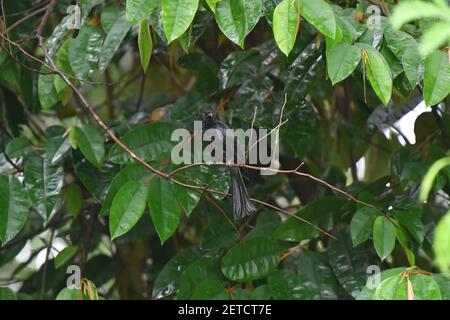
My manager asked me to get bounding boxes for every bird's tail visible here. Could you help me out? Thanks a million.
[230,167,256,220]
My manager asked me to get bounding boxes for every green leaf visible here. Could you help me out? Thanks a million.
[100,165,152,216]
[216,0,245,47]
[25,154,64,221]
[273,0,300,56]
[350,206,377,247]
[205,0,220,13]
[356,267,407,300]
[74,158,119,202]
[64,184,83,218]
[109,180,149,240]
[300,0,336,39]
[108,123,175,165]
[328,229,378,298]
[46,136,71,164]
[326,43,361,85]
[53,40,72,95]
[218,49,261,89]
[152,247,201,299]
[216,0,263,47]
[434,211,450,273]
[101,6,121,33]
[373,274,406,300]
[401,46,423,87]
[54,246,78,269]
[359,44,393,106]
[373,216,396,261]
[423,50,450,107]
[72,125,105,168]
[162,0,199,43]
[147,176,181,244]
[374,274,442,300]
[0,287,17,300]
[267,270,303,300]
[267,252,339,300]
[0,175,29,245]
[138,20,153,73]
[190,277,229,300]
[55,288,82,300]
[432,274,450,299]
[178,257,222,299]
[221,237,280,282]
[126,0,160,25]
[68,25,103,79]
[99,12,132,71]
[296,252,340,300]
[392,210,424,244]
[382,21,417,61]
[38,66,60,111]
[274,196,344,242]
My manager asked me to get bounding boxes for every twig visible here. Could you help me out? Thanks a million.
[40,228,55,300]
[1,6,47,36]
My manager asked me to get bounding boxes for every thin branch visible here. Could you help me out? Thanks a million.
[1,6,47,36]
[40,228,55,300]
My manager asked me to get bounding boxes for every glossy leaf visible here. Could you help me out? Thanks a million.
[0,175,29,244]
[374,274,442,300]
[108,123,174,165]
[55,288,82,300]
[64,184,83,218]
[300,0,336,39]
[138,20,153,73]
[356,267,407,300]
[350,206,377,247]
[327,43,361,85]
[215,0,263,47]
[126,0,160,25]
[373,216,396,261]
[423,50,450,107]
[54,246,78,269]
[101,6,121,32]
[328,229,378,298]
[109,180,149,240]
[25,154,64,221]
[68,25,103,79]
[99,12,132,71]
[38,66,59,111]
[147,176,181,244]
[274,196,344,242]
[273,0,300,56]
[162,0,199,43]
[100,165,152,217]
[190,277,229,300]
[359,44,393,106]
[152,247,201,299]
[401,46,423,87]
[177,257,222,299]
[297,252,340,300]
[46,137,71,164]
[72,125,105,168]
[221,237,280,282]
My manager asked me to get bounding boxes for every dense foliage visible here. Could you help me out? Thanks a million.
[0,0,449,300]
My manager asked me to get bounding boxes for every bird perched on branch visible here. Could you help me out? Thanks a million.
[199,111,256,220]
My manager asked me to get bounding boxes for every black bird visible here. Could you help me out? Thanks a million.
[199,112,256,220]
